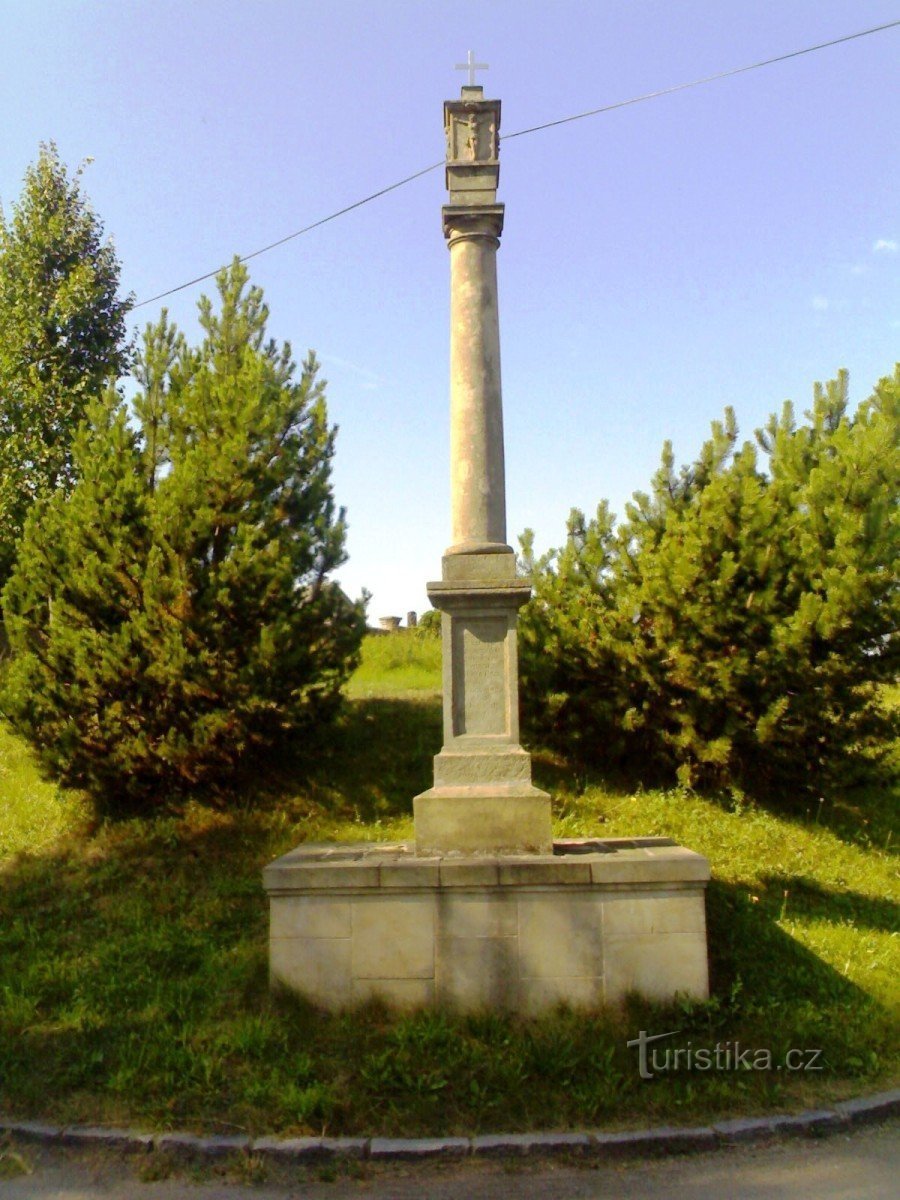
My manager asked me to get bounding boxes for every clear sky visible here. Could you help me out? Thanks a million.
[2,1,898,622]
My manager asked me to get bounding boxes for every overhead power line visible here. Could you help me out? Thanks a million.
[134,160,444,310]
[133,18,900,311]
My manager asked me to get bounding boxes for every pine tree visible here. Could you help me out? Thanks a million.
[519,368,899,798]
[0,143,130,590]
[1,261,366,808]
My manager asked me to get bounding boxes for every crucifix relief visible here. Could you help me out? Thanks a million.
[443,73,501,205]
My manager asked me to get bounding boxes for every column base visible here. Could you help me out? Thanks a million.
[414,784,552,855]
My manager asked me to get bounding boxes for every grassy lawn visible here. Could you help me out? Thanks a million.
[0,631,897,1136]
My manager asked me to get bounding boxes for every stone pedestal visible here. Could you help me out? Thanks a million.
[413,551,551,855]
[265,839,710,1012]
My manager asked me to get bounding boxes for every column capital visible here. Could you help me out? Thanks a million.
[442,203,504,245]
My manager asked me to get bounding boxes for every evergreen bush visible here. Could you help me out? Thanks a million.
[0,261,366,809]
[520,367,899,797]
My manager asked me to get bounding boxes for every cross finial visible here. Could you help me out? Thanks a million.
[454,49,489,87]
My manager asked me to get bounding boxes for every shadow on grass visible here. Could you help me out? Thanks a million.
[756,874,900,933]
[236,694,442,825]
[0,820,893,1134]
[528,742,898,856]
[703,878,891,1022]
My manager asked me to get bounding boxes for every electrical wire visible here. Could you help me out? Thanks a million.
[133,18,900,311]
[500,19,900,140]
[133,160,444,309]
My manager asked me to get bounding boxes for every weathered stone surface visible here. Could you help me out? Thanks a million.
[59,1126,154,1152]
[436,934,519,1008]
[352,894,434,979]
[713,1117,775,1143]
[440,551,518,582]
[369,1137,469,1160]
[438,857,500,887]
[263,849,380,892]
[414,789,553,856]
[498,859,592,887]
[351,977,435,1009]
[269,895,351,940]
[518,976,604,1014]
[591,852,710,884]
[471,1133,533,1157]
[602,932,709,1002]
[517,893,603,977]
[252,1136,368,1160]
[0,1120,63,1142]
[592,1126,717,1156]
[438,892,518,938]
[602,893,708,937]
[834,1089,900,1125]
[527,1132,593,1155]
[264,840,710,1011]
[433,747,532,788]
[157,1132,250,1158]
[270,935,352,1007]
[769,1109,849,1137]
[379,859,441,888]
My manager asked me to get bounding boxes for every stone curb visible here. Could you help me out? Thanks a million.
[0,1089,896,1165]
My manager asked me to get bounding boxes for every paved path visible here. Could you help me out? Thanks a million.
[1,1118,897,1200]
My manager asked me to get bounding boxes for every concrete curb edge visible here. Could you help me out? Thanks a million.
[1,1089,897,1165]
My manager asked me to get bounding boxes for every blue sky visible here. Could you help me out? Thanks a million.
[2,1,898,620]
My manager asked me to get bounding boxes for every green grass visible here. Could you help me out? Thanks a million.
[0,634,896,1136]
[346,628,441,697]
[0,721,91,859]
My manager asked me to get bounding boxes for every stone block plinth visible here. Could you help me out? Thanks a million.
[263,838,710,1012]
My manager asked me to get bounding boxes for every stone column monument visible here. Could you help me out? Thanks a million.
[262,69,711,1014]
[413,83,552,856]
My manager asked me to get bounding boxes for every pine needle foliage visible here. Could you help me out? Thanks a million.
[0,261,365,810]
[0,144,130,590]
[520,367,899,798]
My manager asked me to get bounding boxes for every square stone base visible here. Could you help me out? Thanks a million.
[414,786,553,855]
[263,839,710,1013]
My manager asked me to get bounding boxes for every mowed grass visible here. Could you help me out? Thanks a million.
[345,627,442,698]
[0,632,897,1137]
[0,721,91,860]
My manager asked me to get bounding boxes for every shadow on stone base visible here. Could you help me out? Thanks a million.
[263,838,710,1013]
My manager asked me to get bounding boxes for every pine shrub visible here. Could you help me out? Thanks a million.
[0,262,366,809]
[519,368,899,797]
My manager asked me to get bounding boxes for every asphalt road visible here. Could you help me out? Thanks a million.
[1,1119,897,1200]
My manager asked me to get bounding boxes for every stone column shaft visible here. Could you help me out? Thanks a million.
[447,214,507,552]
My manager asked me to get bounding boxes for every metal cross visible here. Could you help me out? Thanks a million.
[455,50,489,86]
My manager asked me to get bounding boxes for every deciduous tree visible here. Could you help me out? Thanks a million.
[0,143,130,589]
